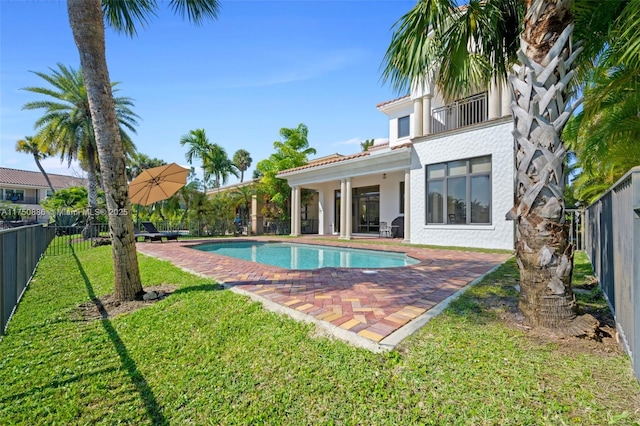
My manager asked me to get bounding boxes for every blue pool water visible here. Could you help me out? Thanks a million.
[193,241,419,270]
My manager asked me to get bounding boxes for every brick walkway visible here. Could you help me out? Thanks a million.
[136,236,511,349]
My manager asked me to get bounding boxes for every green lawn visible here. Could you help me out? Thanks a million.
[1,248,638,425]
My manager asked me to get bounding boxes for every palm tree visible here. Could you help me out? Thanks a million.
[564,64,640,204]
[563,1,640,204]
[15,135,56,194]
[360,139,375,152]
[22,64,138,216]
[233,149,252,182]
[127,152,167,182]
[231,184,257,230]
[257,124,317,217]
[208,144,238,190]
[66,0,219,301]
[180,128,213,191]
[382,0,608,333]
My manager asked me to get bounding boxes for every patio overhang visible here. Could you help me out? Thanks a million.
[277,145,412,188]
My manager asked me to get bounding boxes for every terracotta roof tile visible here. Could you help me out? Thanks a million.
[278,142,413,176]
[278,151,370,175]
[0,167,88,189]
[376,94,410,108]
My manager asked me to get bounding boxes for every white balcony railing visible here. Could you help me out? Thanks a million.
[431,92,488,134]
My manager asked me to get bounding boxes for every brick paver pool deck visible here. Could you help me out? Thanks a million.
[136,236,511,351]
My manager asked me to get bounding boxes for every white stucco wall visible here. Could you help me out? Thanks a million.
[409,119,515,250]
[384,102,413,147]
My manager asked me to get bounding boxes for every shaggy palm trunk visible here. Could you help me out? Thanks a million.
[509,2,596,334]
[67,0,143,301]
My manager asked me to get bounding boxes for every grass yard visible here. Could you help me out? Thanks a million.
[0,247,638,425]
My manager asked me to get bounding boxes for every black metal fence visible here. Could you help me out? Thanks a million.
[0,224,55,336]
[584,166,640,381]
[45,223,111,256]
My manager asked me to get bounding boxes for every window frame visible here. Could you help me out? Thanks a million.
[425,155,492,225]
[397,115,410,139]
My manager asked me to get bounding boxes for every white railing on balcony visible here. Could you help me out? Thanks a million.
[431,92,488,134]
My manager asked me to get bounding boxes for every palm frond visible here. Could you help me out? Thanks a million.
[102,0,157,37]
[169,0,220,24]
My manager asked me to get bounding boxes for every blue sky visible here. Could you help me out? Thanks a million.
[1,0,415,184]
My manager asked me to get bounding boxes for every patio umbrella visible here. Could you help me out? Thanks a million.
[129,162,189,206]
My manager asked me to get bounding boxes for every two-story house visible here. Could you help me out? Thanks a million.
[277,81,515,250]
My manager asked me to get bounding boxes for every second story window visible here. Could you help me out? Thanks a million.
[398,115,410,138]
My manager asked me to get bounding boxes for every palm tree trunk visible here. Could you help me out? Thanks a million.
[82,145,100,239]
[33,156,56,194]
[86,144,99,210]
[67,0,143,301]
[509,2,597,334]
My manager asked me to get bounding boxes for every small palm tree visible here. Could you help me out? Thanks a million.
[180,128,213,191]
[231,184,257,229]
[15,135,56,194]
[208,144,238,190]
[360,139,375,152]
[233,149,252,182]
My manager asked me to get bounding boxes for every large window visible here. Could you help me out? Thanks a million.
[398,115,410,138]
[426,155,491,224]
[5,189,24,202]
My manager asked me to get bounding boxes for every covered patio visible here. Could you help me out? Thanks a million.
[278,143,413,242]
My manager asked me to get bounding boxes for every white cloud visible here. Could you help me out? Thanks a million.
[333,137,362,147]
[35,157,84,177]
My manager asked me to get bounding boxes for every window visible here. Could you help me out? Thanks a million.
[399,181,405,214]
[426,155,491,224]
[398,115,410,138]
[5,189,24,202]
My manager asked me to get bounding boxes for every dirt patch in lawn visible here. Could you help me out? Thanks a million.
[484,292,623,356]
[76,284,177,321]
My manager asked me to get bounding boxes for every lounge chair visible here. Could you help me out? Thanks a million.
[138,222,180,242]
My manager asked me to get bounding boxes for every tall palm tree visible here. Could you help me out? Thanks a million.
[208,144,238,190]
[180,128,214,191]
[382,0,609,333]
[15,135,56,194]
[65,0,219,301]
[233,149,252,182]
[22,63,138,214]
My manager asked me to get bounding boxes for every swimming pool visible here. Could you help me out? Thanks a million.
[193,241,419,270]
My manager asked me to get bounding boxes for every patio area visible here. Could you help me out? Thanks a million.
[136,236,512,351]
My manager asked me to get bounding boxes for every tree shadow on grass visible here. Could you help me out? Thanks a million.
[71,247,168,425]
[172,283,224,295]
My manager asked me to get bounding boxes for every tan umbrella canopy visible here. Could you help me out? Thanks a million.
[129,163,189,206]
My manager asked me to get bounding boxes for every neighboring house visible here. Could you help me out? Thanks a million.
[0,167,88,221]
[277,81,515,250]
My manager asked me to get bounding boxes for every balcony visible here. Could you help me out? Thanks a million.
[431,92,488,135]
